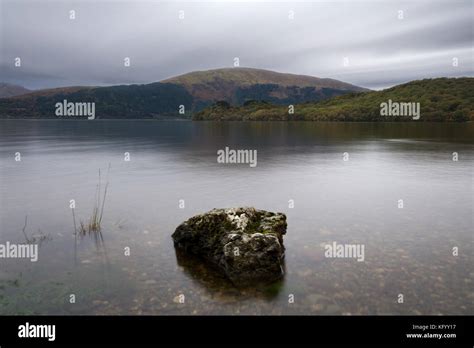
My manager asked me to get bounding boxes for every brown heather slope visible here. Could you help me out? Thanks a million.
[162,67,368,102]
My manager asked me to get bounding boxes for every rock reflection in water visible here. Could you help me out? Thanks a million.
[174,246,285,301]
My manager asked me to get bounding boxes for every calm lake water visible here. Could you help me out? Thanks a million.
[0,120,473,315]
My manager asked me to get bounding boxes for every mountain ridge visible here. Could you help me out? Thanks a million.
[163,67,368,89]
[0,67,367,118]
[162,67,367,107]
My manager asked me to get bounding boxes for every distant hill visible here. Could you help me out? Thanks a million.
[11,86,94,99]
[0,83,31,98]
[0,68,366,119]
[163,67,367,108]
[194,78,474,122]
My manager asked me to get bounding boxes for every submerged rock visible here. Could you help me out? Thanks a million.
[172,207,287,285]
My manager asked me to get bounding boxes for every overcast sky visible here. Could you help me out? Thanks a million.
[1,0,472,90]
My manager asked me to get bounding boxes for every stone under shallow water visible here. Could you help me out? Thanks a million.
[172,207,287,286]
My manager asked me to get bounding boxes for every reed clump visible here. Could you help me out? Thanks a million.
[78,165,110,235]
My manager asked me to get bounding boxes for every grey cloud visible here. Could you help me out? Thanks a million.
[1,0,472,90]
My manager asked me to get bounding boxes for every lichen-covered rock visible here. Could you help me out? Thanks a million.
[172,207,287,285]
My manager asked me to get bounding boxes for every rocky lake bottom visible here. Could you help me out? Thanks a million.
[0,120,473,315]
